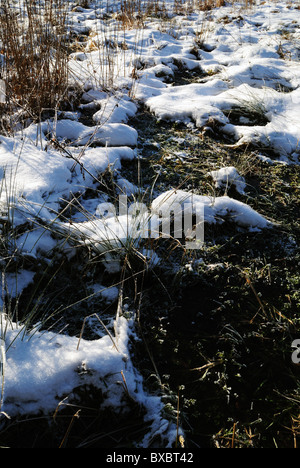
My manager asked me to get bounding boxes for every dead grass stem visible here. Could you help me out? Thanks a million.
[0,0,69,125]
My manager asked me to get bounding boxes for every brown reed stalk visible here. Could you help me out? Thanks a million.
[0,0,69,123]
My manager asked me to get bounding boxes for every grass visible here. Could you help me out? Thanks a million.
[0,0,70,129]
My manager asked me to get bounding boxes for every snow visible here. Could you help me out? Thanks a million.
[0,0,299,447]
[1,271,35,299]
[1,315,171,445]
[0,123,136,229]
[145,79,230,127]
[208,166,246,194]
[144,79,300,158]
[92,93,138,125]
[133,2,300,161]
[52,119,138,147]
[0,79,5,104]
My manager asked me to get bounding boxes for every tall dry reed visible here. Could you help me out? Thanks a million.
[0,0,69,125]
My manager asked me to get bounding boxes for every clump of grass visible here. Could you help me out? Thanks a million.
[0,0,69,128]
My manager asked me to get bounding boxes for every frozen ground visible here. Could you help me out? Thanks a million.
[0,0,300,447]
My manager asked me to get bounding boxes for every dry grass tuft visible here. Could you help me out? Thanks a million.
[195,0,255,10]
[0,0,69,126]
